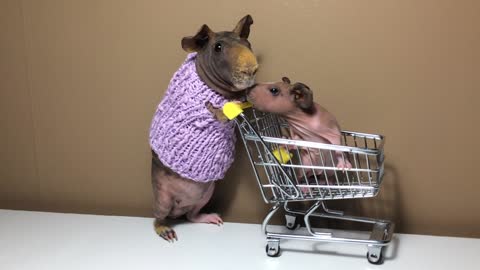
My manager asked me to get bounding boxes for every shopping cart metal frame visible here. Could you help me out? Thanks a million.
[229,106,394,264]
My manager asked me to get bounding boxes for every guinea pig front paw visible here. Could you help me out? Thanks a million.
[336,159,353,170]
[205,102,229,122]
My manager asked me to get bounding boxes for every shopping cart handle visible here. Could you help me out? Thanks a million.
[222,102,252,120]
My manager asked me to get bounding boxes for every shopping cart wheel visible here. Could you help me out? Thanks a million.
[366,250,384,265]
[285,214,300,230]
[266,239,281,257]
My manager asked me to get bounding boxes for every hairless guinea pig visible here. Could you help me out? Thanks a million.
[246,77,352,179]
[149,15,258,242]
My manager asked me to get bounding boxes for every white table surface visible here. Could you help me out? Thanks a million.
[0,209,478,270]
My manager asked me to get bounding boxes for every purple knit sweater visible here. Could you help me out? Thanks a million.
[149,53,236,182]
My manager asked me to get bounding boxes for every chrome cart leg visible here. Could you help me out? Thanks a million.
[262,203,283,257]
[321,201,344,216]
[367,245,384,264]
[262,203,281,235]
[283,201,298,215]
[304,201,332,237]
[266,238,281,257]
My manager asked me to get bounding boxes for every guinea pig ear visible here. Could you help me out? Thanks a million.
[282,77,291,84]
[181,24,214,52]
[291,82,314,111]
[233,15,253,39]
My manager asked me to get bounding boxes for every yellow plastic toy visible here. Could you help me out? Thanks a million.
[272,147,292,164]
[222,101,252,120]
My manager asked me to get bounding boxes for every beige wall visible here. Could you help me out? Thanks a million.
[1,0,479,237]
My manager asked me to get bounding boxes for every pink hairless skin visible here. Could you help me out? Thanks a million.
[246,77,352,181]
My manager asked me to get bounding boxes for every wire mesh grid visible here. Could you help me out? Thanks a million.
[236,109,385,203]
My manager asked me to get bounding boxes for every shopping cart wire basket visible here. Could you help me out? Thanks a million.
[223,102,394,264]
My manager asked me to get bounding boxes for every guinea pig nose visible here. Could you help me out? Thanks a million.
[241,70,253,76]
[241,66,258,77]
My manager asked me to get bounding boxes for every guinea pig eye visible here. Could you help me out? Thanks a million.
[270,88,279,96]
[214,42,222,52]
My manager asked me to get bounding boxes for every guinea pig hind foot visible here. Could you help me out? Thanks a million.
[187,213,223,226]
[154,219,177,242]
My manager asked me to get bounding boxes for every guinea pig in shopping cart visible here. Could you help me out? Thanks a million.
[246,77,352,179]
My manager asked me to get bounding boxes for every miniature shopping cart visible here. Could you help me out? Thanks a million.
[223,102,394,264]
